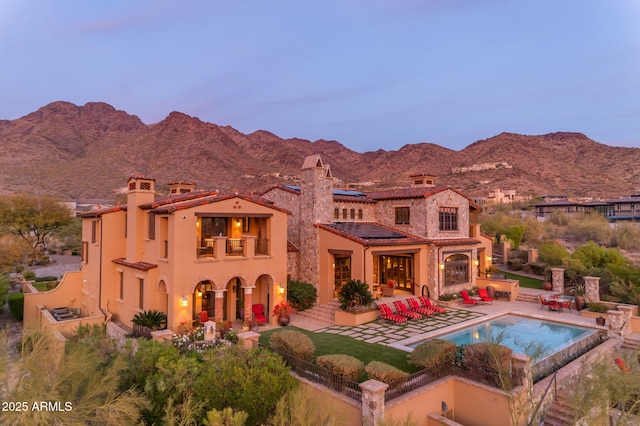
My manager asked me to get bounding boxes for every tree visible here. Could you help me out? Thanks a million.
[504,225,526,249]
[0,194,72,264]
[0,234,30,271]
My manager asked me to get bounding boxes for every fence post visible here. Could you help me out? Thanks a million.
[360,379,388,426]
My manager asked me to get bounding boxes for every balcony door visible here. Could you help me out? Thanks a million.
[379,255,413,290]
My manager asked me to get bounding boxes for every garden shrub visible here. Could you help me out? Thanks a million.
[8,292,24,321]
[508,258,523,270]
[286,279,317,311]
[407,339,456,369]
[0,274,9,314]
[365,361,408,383]
[463,343,513,385]
[337,279,374,311]
[23,270,35,280]
[269,329,315,361]
[34,275,59,282]
[587,302,608,313]
[316,354,364,381]
[132,309,168,330]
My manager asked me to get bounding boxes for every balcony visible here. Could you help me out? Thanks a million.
[196,235,266,259]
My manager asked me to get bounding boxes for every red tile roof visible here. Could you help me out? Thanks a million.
[425,238,481,247]
[315,222,428,247]
[149,193,291,215]
[77,205,126,218]
[112,258,158,271]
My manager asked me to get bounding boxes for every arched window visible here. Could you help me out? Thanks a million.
[444,254,469,285]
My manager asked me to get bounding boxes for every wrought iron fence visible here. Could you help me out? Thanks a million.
[385,362,456,401]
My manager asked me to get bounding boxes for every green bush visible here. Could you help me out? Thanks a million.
[269,329,315,361]
[507,258,523,270]
[316,354,364,381]
[365,361,408,384]
[587,302,608,313]
[23,270,35,280]
[286,279,317,311]
[34,275,59,282]
[337,279,374,311]
[463,342,513,379]
[408,339,456,370]
[0,274,9,313]
[8,292,24,321]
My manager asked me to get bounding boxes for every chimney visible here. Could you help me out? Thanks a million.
[167,180,196,195]
[126,175,156,262]
[409,173,436,188]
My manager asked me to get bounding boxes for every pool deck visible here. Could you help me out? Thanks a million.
[273,287,602,349]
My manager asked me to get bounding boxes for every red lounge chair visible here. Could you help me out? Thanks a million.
[393,300,422,319]
[460,290,477,306]
[251,304,267,324]
[378,303,407,323]
[198,310,209,324]
[478,288,493,305]
[407,298,436,316]
[419,296,447,314]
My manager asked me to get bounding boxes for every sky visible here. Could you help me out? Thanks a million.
[1,0,639,153]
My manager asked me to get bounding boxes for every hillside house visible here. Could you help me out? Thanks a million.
[262,156,493,305]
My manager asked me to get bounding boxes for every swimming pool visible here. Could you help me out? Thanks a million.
[405,314,597,361]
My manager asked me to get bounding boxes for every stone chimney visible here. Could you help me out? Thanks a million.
[299,155,334,287]
[410,173,436,188]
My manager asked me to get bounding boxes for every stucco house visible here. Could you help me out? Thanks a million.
[262,155,493,306]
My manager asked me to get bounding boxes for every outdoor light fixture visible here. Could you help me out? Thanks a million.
[486,255,492,262]
[473,259,479,266]
[439,263,445,270]
[441,401,448,413]
[181,296,188,307]
[279,284,285,294]
[197,290,202,297]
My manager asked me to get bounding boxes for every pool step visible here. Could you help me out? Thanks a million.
[295,300,340,324]
[516,293,541,304]
[543,393,577,426]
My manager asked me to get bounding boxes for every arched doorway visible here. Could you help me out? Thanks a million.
[224,277,244,321]
[193,280,215,319]
[254,274,274,320]
[157,280,168,315]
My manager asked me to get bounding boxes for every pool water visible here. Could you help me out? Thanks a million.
[408,314,596,360]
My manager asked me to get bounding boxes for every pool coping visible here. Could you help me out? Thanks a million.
[389,310,601,353]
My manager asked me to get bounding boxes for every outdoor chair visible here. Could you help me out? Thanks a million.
[478,288,493,304]
[198,310,210,324]
[251,304,267,324]
[539,296,550,310]
[392,300,422,319]
[381,285,395,297]
[378,303,407,323]
[407,298,436,316]
[558,298,571,312]
[460,290,478,306]
[419,296,447,314]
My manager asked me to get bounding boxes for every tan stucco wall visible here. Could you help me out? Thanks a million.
[23,271,85,330]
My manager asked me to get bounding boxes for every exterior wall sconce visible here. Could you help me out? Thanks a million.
[181,296,188,307]
[279,284,285,294]
[473,259,479,266]
[439,263,445,270]
[486,255,492,262]
[197,290,202,297]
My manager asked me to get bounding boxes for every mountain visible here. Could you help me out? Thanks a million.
[1,101,639,201]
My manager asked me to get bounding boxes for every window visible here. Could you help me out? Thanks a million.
[350,209,355,219]
[334,256,351,296]
[201,217,227,236]
[444,254,469,285]
[119,272,124,300]
[140,181,151,190]
[242,217,250,232]
[138,278,144,309]
[395,207,410,225]
[342,209,347,219]
[334,208,339,219]
[91,220,99,243]
[81,241,89,264]
[358,209,363,220]
[148,213,155,240]
[439,207,458,231]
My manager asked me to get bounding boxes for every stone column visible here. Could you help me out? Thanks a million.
[237,330,260,350]
[360,379,388,426]
[607,310,624,337]
[502,241,511,264]
[243,286,255,324]
[583,276,601,303]
[511,353,532,397]
[214,290,226,322]
[528,249,538,263]
[551,268,565,294]
[615,305,635,336]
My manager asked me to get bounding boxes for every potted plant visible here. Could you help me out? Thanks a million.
[571,282,586,311]
[273,300,295,326]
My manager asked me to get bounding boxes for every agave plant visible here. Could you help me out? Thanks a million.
[131,309,167,330]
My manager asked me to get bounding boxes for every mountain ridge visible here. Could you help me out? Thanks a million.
[1,101,639,201]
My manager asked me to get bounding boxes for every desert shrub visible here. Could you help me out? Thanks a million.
[365,361,409,384]
[269,329,315,361]
[538,243,569,266]
[286,279,317,311]
[507,258,523,270]
[316,354,364,381]
[525,261,547,276]
[34,275,59,282]
[439,293,459,301]
[407,339,456,370]
[8,292,24,321]
[22,270,35,280]
[337,279,374,311]
[463,343,513,386]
